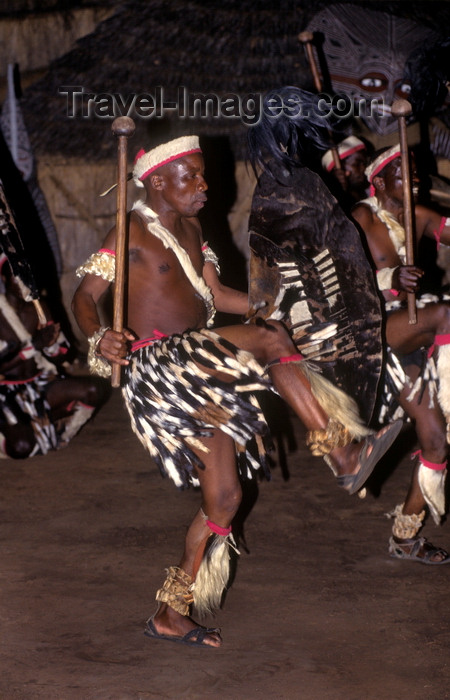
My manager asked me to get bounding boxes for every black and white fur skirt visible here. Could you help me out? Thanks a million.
[122,329,273,488]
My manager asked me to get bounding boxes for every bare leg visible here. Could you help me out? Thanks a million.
[390,365,448,563]
[0,422,36,459]
[151,428,241,647]
[45,376,109,417]
[217,321,397,482]
[386,302,450,353]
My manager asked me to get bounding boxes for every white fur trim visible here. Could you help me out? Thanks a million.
[376,266,398,291]
[132,200,216,325]
[192,533,239,617]
[60,402,95,443]
[0,294,55,374]
[133,136,201,185]
[436,343,450,428]
[365,145,401,182]
[418,462,447,525]
[87,326,112,377]
[321,135,365,171]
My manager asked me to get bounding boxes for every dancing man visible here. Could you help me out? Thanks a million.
[72,135,400,647]
[352,145,450,563]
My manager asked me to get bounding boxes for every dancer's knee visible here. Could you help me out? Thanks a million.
[4,430,36,459]
[435,303,450,332]
[79,378,111,408]
[416,421,447,460]
[253,319,292,360]
[207,483,242,522]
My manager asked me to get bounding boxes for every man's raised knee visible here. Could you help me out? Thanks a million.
[214,484,243,519]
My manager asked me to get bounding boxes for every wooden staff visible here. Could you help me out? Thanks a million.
[391,99,417,324]
[111,116,135,387]
[32,299,47,326]
[298,30,342,171]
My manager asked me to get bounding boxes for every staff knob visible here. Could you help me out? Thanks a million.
[298,31,314,44]
[391,99,412,118]
[112,116,136,138]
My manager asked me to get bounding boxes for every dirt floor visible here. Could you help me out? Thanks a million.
[1,388,450,700]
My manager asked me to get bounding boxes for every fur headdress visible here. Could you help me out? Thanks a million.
[133,136,202,187]
[321,136,366,172]
[365,144,401,195]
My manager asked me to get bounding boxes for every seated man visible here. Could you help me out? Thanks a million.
[72,135,400,648]
[0,256,109,458]
[352,145,450,564]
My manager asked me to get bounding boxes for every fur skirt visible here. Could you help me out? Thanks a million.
[122,328,273,488]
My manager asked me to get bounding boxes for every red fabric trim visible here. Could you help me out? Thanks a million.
[131,330,168,352]
[18,345,34,360]
[206,520,232,536]
[99,248,116,256]
[138,148,202,181]
[426,332,450,358]
[326,143,365,172]
[413,449,447,471]
[0,372,41,385]
[66,401,94,411]
[368,151,401,183]
[433,216,446,251]
[434,334,450,346]
[278,353,304,363]
[134,148,146,164]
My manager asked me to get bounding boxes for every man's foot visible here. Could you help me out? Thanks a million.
[147,606,222,648]
[389,535,450,565]
[145,616,222,647]
[335,420,403,495]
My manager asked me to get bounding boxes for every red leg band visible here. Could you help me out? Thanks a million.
[427,334,450,358]
[434,334,450,346]
[206,520,232,537]
[267,353,304,368]
[413,450,447,471]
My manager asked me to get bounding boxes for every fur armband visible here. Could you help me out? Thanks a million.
[19,344,35,360]
[376,266,398,291]
[202,242,221,275]
[42,329,70,358]
[87,327,112,377]
[76,250,116,282]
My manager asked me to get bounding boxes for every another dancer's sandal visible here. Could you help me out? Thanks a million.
[389,536,450,565]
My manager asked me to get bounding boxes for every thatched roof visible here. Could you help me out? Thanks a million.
[22,0,450,163]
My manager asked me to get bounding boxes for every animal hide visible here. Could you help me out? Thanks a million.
[248,163,383,425]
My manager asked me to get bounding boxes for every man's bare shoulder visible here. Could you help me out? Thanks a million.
[352,202,378,230]
[98,211,145,251]
[127,210,163,251]
[352,201,373,219]
[182,215,202,237]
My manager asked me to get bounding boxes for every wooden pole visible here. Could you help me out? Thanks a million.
[32,298,47,326]
[391,99,417,324]
[110,116,135,387]
[298,31,342,170]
